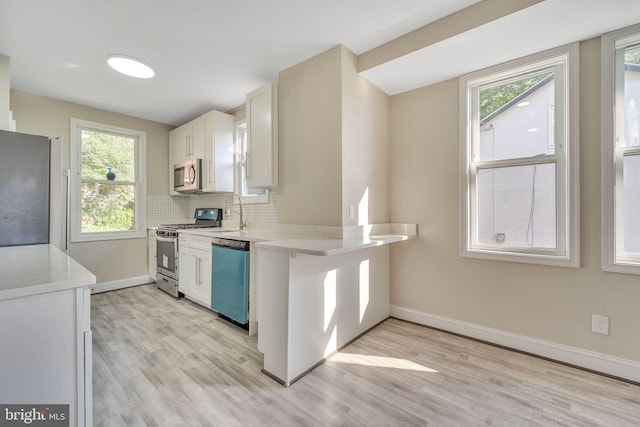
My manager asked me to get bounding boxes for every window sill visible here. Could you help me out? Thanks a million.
[239,193,269,205]
[462,247,579,268]
[603,260,640,275]
[71,230,146,243]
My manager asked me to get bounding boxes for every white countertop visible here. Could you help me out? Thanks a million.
[180,228,287,242]
[254,234,413,256]
[181,223,417,256]
[0,244,97,301]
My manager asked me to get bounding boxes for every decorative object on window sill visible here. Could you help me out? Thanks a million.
[106,167,116,182]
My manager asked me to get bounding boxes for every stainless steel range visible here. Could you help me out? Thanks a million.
[156,208,222,297]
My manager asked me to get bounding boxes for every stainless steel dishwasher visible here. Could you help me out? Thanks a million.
[211,237,250,330]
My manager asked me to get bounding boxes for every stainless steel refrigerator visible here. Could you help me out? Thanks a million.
[0,129,62,247]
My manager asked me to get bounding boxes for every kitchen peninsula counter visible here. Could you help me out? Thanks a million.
[181,222,417,386]
[182,223,417,253]
[253,223,416,386]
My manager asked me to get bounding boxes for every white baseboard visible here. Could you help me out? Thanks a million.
[91,275,154,294]
[391,305,640,383]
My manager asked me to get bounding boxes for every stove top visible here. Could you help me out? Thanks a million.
[158,223,218,230]
[156,208,222,237]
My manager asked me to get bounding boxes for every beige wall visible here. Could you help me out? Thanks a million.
[278,45,390,227]
[388,38,640,362]
[10,89,173,283]
[0,55,10,130]
[278,46,343,226]
[341,48,390,226]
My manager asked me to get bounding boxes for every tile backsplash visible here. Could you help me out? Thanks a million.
[146,190,279,224]
[146,194,191,220]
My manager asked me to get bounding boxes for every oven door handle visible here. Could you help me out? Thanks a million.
[156,236,177,243]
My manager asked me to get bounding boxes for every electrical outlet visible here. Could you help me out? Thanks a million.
[349,204,355,220]
[591,314,609,335]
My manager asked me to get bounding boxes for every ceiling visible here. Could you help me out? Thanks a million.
[0,0,478,126]
[362,0,640,95]
[1,0,640,127]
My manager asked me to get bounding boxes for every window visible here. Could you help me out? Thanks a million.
[460,44,579,267]
[70,119,146,242]
[234,120,268,203]
[602,24,640,274]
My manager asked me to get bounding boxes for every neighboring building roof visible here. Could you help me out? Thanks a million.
[480,74,555,126]
[625,62,640,72]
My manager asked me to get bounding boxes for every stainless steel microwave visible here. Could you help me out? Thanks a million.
[174,158,203,193]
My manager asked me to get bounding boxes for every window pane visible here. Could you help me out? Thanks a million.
[477,163,556,248]
[245,186,267,196]
[237,122,268,199]
[624,45,640,147]
[623,154,640,253]
[81,129,135,181]
[479,71,555,161]
[81,182,135,232]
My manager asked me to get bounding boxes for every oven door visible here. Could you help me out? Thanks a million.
[156,236,178,279]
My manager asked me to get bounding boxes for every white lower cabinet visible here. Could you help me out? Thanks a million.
[179,234,212,307]
[147,229,157,280]
[178,235,191,295]
[0,287,92,426]
[189,247,212,306]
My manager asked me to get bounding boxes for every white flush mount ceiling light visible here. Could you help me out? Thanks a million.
[106,54,155,79]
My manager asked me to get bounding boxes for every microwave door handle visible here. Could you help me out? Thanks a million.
[188,164,196,184]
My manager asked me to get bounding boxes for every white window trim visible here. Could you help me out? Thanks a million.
[459,43,580,268]
[234,120,269,204]
[70,118,147,242]
[602,24,640,274]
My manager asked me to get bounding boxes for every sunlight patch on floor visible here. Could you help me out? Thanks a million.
[329,352,438,372]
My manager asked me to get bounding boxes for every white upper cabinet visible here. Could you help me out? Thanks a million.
[169,110,234,194]
[176,116,204,162]
[246,82,278,188]
[201,110,234,193]
[168,128,180,195]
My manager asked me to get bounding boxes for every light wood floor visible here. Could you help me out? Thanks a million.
[92,284,640,426]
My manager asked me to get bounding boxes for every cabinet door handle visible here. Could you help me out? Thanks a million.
[245,152,251,180]
[196,257,200,285]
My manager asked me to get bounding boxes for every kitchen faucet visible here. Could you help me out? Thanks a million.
[232,193,245,230]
